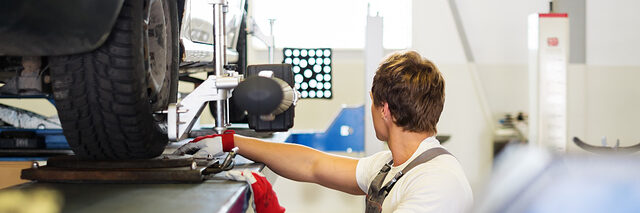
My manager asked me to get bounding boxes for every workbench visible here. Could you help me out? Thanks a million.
[6,131,288,213]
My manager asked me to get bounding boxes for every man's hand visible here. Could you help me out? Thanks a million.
[172,130,236,159]
[226,169,285,213]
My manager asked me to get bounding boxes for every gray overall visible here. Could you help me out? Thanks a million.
[365,147,451,213]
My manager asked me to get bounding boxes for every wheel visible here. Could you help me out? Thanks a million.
[49,0,179,160]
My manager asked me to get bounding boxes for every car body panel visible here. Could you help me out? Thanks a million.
[0,0,124,56]
[0,0,244,64]
[180,0,243,63]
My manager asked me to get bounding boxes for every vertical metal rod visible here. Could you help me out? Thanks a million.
[225,99,230,125]
[213,2,227,134]
[268,19,275,64]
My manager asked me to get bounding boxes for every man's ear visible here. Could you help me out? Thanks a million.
[382,102,391,121]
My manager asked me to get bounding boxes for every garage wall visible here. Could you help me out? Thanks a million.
[455,0,640,149]
[586,0,640,66]
[454,0,549,64]
[411,0,640,195]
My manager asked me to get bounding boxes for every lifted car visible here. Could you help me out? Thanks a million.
[0,0,248,159]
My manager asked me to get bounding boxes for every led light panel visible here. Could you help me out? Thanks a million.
[283,48,332,99]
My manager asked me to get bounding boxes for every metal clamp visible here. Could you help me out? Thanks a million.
[202,147,239,175]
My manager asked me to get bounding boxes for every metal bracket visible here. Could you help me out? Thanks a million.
[166,74,240,141]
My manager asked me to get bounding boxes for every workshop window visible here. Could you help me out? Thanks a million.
[252,0,411,49]
[284,48,332,99]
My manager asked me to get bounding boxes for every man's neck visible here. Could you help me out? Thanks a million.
[387,128,432,166]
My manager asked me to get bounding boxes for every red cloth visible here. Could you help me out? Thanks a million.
[248,172,286,213]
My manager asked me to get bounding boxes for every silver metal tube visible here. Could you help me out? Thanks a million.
[268,19,275,64]
[213,2,227,134]
[224,99,230,126]
[215,100,226,134]
[268,44,274,64]
[213,3,226,76]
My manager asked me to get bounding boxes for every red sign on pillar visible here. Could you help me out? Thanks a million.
[547,37,559,47]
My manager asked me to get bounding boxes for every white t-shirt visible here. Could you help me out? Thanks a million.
[356,137,473,213]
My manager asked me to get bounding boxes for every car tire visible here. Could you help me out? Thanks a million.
[49,0,179,160]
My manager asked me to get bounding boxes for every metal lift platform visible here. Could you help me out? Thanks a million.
[8,132,288,213]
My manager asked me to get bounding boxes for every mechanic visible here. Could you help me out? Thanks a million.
[175,50,473,213]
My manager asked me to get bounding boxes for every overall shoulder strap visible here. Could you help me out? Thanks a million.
[365,147,452,213]
[401,147,451,175]
[380,147,452,194]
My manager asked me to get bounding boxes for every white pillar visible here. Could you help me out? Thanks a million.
[528,13,570,152]
[364,10,385,156]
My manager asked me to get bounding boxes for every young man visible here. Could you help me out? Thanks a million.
[176,50,473,212]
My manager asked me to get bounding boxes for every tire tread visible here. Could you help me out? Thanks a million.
[49,0,171,159]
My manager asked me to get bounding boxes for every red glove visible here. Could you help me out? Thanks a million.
[226,169,285,213]
[173,130,235,159]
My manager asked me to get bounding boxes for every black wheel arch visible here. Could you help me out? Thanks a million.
[0,0,126,56]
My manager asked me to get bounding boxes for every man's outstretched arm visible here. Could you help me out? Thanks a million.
[234,135,365,195]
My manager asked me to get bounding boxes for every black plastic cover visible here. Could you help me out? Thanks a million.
[233,76,283,115]
[245,64,295,132]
